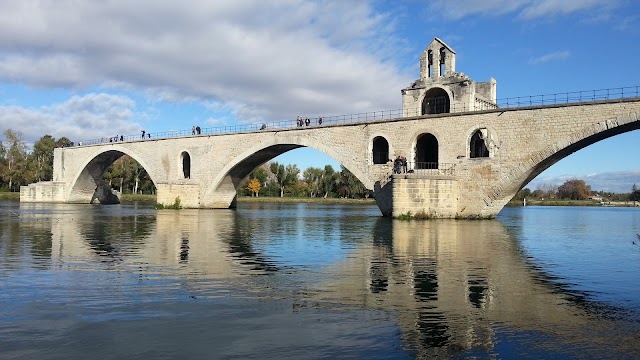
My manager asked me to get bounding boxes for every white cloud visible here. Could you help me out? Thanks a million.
[429,0,616,20]
[0,93,141,145]
[529,50,570,65]
[0,1,411,124]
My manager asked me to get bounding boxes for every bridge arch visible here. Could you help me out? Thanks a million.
[486,110,640,213]
[67,146,159,203]
[370,134,392,165]
[202,135,373,207]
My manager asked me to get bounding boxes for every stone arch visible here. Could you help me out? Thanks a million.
[202,135,373,207]
[181,151,191,179]
[484,111,640,215]
[422,87,450,115]
[414,133,439,169]
[371,135,391,164]
[67,146,159,204]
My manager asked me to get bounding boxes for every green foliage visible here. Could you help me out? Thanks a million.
[395,210,433,220]
[630,184,640,201]
[337,166,369,198]
[514,188,531,200]
[155,197,182,209]
[102,155,154,194]
[0,129,28,191]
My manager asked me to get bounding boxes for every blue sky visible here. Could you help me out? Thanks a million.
[0,1,638,192]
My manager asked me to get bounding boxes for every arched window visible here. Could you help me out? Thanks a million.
[470,129,489,158]
[415,133,438,169]
[422,88,450,115]
[181,152,191,179]
[427,50,433,78]
[372,136,389,164]
[439,47,446,76]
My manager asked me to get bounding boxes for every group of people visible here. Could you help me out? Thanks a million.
[109,135,124,142]
[192,125,202,135]
[296,116,323,127]
[141,130,151,139]
[393,155,408,174]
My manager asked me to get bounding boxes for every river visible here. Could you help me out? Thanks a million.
[1,200,639,359]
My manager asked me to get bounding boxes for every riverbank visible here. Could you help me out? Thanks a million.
[0,192,19,200]
[507,199,639,207]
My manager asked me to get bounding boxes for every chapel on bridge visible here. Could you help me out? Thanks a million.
[401,38,498,116]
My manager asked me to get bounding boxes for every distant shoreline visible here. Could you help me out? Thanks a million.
[507,199,639,207]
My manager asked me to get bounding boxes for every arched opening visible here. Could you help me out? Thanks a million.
[427,50,433,78]
[181,152,191,179]
[415,133,438,169]
[68,150,157,204]
[439,47,446,76]
[372,136,389,164]
[470,129,489,158]
[422,88,450,115]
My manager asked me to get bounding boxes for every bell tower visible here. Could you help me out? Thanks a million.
[402,38,497,116]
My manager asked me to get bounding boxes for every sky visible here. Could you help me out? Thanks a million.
[0,0,638,192]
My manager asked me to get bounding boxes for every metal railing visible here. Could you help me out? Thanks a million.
[392,162,456,176]
[69,85,640,147]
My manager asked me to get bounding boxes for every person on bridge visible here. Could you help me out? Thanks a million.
[318,116,323,125]
[305,118,310,126]
[260,123,267,130]
[192,126,196,135]
[141,130,145,139]
[196,126,201,135]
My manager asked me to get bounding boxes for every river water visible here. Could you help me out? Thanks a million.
[1,200,639,359]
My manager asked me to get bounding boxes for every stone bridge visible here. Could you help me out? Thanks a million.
[20,38,640,218]
[20,97,640,218]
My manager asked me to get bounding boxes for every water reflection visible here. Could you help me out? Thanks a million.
[1,202,639,358]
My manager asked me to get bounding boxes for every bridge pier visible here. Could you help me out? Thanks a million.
[156,182,202,208]
[20,181,67,203]
[375,175,461,219]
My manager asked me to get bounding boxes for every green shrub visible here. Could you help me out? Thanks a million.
[155,197,182,210]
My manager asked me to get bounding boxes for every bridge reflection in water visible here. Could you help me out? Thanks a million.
[10,203,639,358]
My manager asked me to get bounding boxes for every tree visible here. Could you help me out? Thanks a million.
[320,165,338,198]
[303,167,324,197]
[557,179,591,200]
[537,183,559,199]
[0,129,28,191]
[630,184,640,202]
[247,178,261,197]
[269,162,299,197]
[336,166,367,198]
[514,188,532,200]
[531,189,544,199]
[28,135,57,182]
